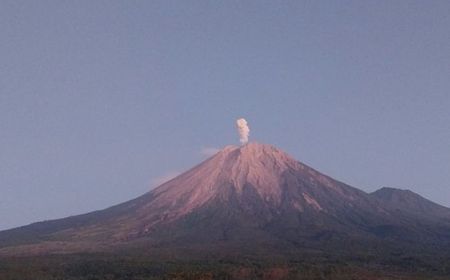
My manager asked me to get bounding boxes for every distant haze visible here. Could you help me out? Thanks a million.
[0,1,449,230]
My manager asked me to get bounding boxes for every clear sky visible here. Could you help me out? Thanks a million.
[1,1,449,230]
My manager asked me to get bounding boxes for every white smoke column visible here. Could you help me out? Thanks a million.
[236,118,250,145]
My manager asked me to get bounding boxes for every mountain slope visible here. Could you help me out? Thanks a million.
[1,143,450,257]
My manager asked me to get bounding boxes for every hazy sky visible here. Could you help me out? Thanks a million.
[1,1,449,230]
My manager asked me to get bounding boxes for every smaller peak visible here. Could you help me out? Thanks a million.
[373,187,412,194]
[375,187,397,192]
[371,187,417,200]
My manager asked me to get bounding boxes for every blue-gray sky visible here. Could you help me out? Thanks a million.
[1,1,449,230]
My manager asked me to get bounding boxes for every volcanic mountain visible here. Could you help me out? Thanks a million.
[1,143,450,257]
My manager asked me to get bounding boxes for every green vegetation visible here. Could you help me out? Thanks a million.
[0,253,449,280]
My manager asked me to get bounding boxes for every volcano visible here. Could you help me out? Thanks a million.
[1,143,450,258]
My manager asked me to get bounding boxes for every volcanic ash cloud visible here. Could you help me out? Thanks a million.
[236,118,250,145]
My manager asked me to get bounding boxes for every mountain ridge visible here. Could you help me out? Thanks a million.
[1,142,450,257]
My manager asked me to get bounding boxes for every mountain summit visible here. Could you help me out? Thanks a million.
[1,143,450,257]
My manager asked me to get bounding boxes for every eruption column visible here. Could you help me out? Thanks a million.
[236,118,250,145]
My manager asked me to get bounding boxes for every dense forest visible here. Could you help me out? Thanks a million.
[1,253,450,280]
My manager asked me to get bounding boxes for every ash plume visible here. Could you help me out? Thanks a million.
[236,118,250,145]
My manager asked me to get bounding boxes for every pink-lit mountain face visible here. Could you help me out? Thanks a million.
[1,143,450,257]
